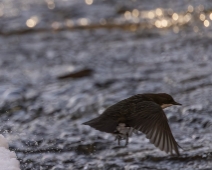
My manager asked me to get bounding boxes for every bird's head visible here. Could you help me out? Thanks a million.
[145,93,181,109]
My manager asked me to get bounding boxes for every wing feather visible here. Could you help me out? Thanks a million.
[127,101,180,155]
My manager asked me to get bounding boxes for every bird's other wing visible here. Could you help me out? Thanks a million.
[127,101,180,156]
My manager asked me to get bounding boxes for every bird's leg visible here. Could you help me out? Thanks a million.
[115,135,121,145]
[118,137,121,145]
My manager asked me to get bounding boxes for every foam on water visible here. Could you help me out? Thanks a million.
[0,135,20,170]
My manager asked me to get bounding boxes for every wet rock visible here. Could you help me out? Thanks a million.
[94,79,116,88]
[76,144,96,155]
[57,68,93,79]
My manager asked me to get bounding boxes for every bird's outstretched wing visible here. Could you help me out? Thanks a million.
[127,101,180,155]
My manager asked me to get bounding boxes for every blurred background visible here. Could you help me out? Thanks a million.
[0,0,212,169]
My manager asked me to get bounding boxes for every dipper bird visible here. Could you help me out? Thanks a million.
[83,93,182,155]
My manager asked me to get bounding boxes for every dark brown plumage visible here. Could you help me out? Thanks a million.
[83,93,182,155]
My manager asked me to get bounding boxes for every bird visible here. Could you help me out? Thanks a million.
[83,93,182,155]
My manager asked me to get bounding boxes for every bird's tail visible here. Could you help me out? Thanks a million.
[83,116,117,134]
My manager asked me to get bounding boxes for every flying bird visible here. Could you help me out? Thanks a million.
[83,93,182,155]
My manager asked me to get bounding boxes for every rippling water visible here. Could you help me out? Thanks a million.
[0,0,212,169]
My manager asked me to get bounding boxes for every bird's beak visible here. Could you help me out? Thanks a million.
[172,101,182,105]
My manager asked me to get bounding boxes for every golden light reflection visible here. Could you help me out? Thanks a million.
[161,19,168,27]
[188,5,194,13]
[209,13,212,20]
[85,0,93,5]
[66,19,73,27]
[78,18,89,26]
[51,22,61,30]
[178,16,185,25]
[26,16,39,28]
[148,11,155,19]
[124,11,131,20]
[184,13,191,22]
[172,13,178,21]
[47,1,55,9]
[197,5,204,12]
[140,11,148,18]
[155,8,163,16]
[26,19,36,28]
[200,13,205,21]
[155,20,162,28]
[204,20,210,27]
[132,9,139,17]
[121,6,196,31]
[98,5,212,31]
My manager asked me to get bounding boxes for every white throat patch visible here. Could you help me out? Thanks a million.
[161,104,173,109]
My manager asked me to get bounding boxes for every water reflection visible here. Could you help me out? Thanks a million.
[78,18,89,26]
[26,16,39,28]
[85,0,93,5]
[0,1,211,34]
[204,20,210,27]
[45,0,55,9]
[188,5,194,12]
